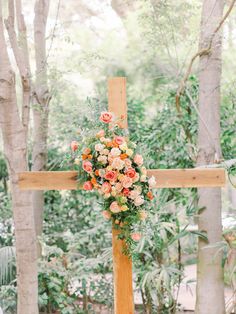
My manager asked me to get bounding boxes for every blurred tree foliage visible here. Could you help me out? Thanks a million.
[1,0,236,312]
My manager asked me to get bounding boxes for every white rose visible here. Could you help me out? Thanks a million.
[148,176,156,189]
[129,189,140,200]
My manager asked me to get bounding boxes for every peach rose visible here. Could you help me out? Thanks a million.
[124,158,132,168]
[111,157,125,170]
[82,161,93,173]
[71,141,79,152]
[134,154,143,166]
[83,181,93,191]
[83,147,91,155]
[102,210,111,220]
[105,170,117,181]
[114,136,125,145]
[110,201,121,213]
[121,176,133,188]
[126,168,136,178]
[134,196,144,206]
[100,111,113,123]
[131,233,142,241]
[96,129,105,138]
[101,182,112,194]
[115,182,123,192]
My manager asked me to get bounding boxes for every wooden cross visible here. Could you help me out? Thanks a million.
[18,77,226,314]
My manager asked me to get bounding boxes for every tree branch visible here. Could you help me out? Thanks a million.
[176,0,236,111]
[5,0,31,132]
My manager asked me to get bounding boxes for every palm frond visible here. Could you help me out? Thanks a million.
[0,246,16,285]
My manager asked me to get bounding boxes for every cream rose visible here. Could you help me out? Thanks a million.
[110,147,121,157]
[111,157,125,170]
[134,196,144,206]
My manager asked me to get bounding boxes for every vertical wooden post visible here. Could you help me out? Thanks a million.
[108,77,134,314]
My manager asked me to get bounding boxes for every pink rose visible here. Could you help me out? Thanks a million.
[83,181,93,191]
[123,188,130,196]
[124,158,132,168]
[100,111,113,124]
[126,168,136,179]
[110,201,121,213]
[82,161,93,173]
[134,154,143,166]
[102,210,111,220]
[71,141,79,152]
[96,129,105,138]
[115,182,123,192]
[114,136,125,145]
[105,170,117,181]
[131,233,142,241]
[101,182,112,194]
[83,147,91,155]
[121,176,133,188]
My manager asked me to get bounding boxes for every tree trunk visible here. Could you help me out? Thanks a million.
[32,0,50,256]
[0,4,38,314]
[196,1,225,314]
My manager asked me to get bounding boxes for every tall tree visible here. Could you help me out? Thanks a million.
[32,0,50,256]
[196,1,225,313]
[0,0,50,311]
[0,1,38,313]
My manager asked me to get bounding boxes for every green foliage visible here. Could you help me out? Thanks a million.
[0,284,17,314]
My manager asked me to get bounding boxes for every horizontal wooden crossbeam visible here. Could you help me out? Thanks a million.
[18,168,226,190]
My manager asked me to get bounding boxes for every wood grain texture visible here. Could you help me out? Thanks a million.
[147,168,226,188]
[18,168,226,190]
[108,77,128,128]
[112,228,134,314]
[109,77,134,314]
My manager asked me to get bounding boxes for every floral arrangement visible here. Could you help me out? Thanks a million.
[70,111,156,253]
